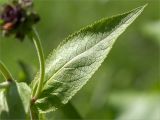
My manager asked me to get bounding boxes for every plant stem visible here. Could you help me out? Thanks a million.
[29,103,39,120]
[29,27,45,100]
[0,61,13,82]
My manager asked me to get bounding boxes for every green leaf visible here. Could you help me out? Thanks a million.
[33,5,146,113]
[44,102,83,120]
[60,102,83,119]
[0,90,8,119]
[0,82,31,119]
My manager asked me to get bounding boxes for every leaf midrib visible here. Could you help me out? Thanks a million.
[45,8,141,87]
[47,33,118,84]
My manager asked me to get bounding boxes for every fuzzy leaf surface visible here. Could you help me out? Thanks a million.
[34,5,146,113]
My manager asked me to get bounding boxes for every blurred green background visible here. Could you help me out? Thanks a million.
[0,0,160,119]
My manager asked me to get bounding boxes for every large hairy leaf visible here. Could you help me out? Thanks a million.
[0,82,31,119]
[34,5,146,113]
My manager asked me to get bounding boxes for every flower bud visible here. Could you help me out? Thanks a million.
[0,0,40,41]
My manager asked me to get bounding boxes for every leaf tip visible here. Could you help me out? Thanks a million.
[137,4,148,12]
[128,4,147,20]
[141,4,148,10]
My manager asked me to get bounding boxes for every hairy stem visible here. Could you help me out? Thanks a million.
[0,61,13,82]
[29,104,39,120]
[28,27,45,100]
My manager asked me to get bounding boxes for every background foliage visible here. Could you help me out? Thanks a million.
[0,0,159,119]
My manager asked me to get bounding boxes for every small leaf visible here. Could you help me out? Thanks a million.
[0,90,8,119]
[0,82,31,119]
[33,5,146,113]
[60,102,83,119]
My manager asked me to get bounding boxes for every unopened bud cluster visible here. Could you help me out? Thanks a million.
[0,0,40,40]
